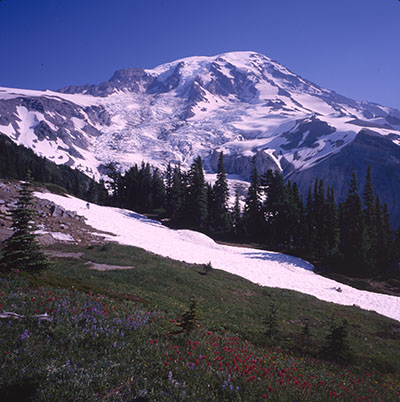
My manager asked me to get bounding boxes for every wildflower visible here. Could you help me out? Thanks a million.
[20,329,30,340]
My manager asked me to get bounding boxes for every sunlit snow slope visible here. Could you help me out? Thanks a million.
[35,191,400,323]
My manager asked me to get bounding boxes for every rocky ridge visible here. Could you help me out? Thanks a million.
[0,180,108,246]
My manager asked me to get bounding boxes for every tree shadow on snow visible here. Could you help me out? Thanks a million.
[121,211,162,225]
[243,251,314,272]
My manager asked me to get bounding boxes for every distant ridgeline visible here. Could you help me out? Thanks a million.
[0,134,108,203]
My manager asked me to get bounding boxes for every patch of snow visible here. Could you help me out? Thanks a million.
[0,123,16,137]
[0,87,100,107]
[34,191,400,323]
[36,230,75,242]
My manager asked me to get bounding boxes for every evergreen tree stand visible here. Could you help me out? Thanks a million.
[0,178,48,274]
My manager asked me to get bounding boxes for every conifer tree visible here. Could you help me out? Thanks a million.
[169,165,185,221]
[97,179,110,206]
[363,166,376,235]
[340,171,369,276]
[85,176,98,204]
[287,181,306,250]
[176,297,199,335]
[326,186,340,256]
[0,177,48,273]
[321,319,352,364]
[183,156,208,228]
[122,164,139,210]
[232,190,243,236]
[136,162,153,212]
[311,179,330,258]
[165,162,174,216]
[262,170,291,249]
[206,183,216,230]
[394,226,400,267]
[373,197,395,274]
[362,166,377,264]
[107,163,123,207]
[380,203,394,273]
[305,185,315,256]
[212,152,231,232]
[243,156,263,240]
[151,168,166,211]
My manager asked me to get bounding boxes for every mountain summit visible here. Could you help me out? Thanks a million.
[1,51,400,221]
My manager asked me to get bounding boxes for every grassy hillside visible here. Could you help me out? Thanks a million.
[1,242,400,401]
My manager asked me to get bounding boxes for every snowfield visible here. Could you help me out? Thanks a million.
[35,191,400,323]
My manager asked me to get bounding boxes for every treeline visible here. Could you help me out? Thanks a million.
[1,134,398,278]
[242,162,400,277]
[0,134,107,202]
[107,153,400,278]
[105,154,231,232]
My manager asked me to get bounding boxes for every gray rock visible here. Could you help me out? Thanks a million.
[50,205,66,217]
[38,233,56,246]
[67,210,77,219]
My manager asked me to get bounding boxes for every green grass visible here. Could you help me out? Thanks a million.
[2,241,400,401]
[38,243,400,375]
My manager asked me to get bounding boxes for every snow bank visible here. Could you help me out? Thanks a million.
[34,192,400,323]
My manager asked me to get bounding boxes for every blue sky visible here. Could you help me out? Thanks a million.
[1,0,399,109]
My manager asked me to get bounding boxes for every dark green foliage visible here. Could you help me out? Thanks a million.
[165,164,186,220]
[211,152,232,232]
[0,134,106,202]
[199,261,213,276]
[340,171,369,276]
[0,178,48,273]
[304,180,340,259]
[395,225,400,265]
[262,170,296,249]
[182,156,208,228]
[151,168,166,211]
[321,319,352,364]
[326,186,340,255]
[107,162,166,215]
[363,166,376,244]
[231,190,244,236]
[176,297,199,335]
[243,157,263,239]
[375,202,394,273]
[286,181,306,250]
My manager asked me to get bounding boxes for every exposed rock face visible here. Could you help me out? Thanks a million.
[209,149,279,180]
[0,93,110,175]
[59,68,155,96]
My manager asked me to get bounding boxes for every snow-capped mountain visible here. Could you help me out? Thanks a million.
[1,51,400,221]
